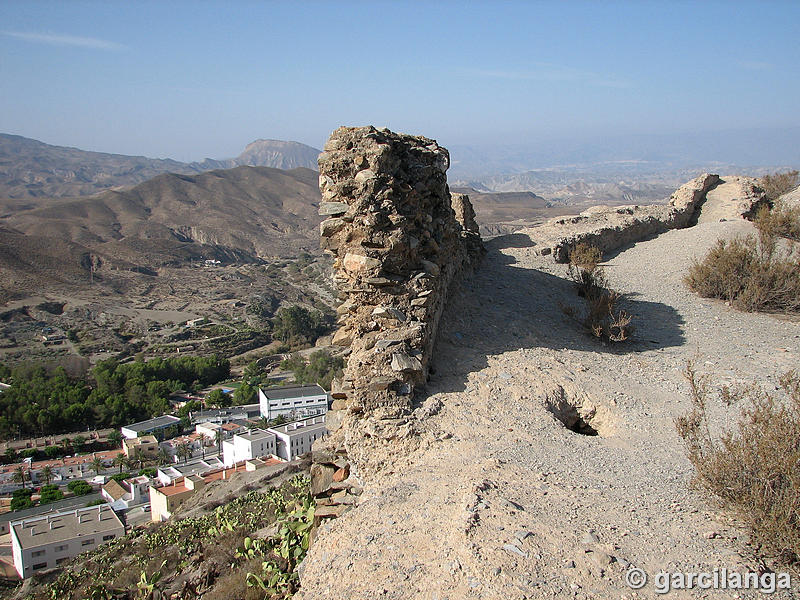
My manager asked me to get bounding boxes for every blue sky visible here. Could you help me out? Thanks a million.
[1,1,798,163]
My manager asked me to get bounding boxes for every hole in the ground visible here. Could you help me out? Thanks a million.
[565,417,598,436]
[545,387,608,437]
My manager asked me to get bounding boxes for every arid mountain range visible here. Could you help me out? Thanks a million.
[0,166,323,303]
[0,133,322,199]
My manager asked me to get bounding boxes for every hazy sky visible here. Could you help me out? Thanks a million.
[1,0,798,162]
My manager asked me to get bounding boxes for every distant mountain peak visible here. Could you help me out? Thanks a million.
[234,139,321,170]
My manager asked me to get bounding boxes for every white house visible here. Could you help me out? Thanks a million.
[10,505,124,578]
[195,422,222,441]
[269,415,327,461]
[156,457,224,486]
[101,475,152,511]
[222,429,276,467]
[258,384,329,421]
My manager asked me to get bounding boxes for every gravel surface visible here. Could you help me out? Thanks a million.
[297,215,800,599]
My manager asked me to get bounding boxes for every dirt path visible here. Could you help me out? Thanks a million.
[298,217,800,599]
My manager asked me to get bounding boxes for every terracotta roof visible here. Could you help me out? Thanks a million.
[156,480,189,497]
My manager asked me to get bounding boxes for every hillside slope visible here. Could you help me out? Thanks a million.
[1,165,321,259]
[297,211,799,598]
[0,166,323,304]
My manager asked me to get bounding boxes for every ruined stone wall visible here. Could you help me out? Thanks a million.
[311,126,482,505]
[524,174,722,262]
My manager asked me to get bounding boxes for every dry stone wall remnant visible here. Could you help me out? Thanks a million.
[310,126,483,512]
[524,173,724,262]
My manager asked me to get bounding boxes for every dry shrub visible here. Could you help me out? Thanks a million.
[564,243,633,342]
[685,234,800,313]
[759,170,799,201]
[755,200,800,242]
[677,364,800,565]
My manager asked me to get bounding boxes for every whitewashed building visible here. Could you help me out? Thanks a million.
[101,475,152,511]
[222,429,276,467]
[269,415,327,461]
[258,384,328,421]
[156,457,224,486]
[10,505,124,578]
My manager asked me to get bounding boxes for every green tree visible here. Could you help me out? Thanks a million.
[71,435,87,454]
[40,465,53,485]
[44,446,61,459]
[233,382,256,405]
[107,430,122,447]
[39,484,64,504]
[271,305,326,345]
[10,488,34,511]
[112,453,126,474]
[90,455,104,475]
[12,466,27,488]
[67,479,93,496]
[215,430,223,457]
[280,350,344,390]
[176,442,191,464]
[5,448,18,463]
[157,447,170,466]
[243,361,262,386]
[206,388,231,408]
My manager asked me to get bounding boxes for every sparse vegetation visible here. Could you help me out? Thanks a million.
[759,169,799,201]
[754,199,800,242]
[29,475,313,600]
[562,243,633,342]
[677,363,800,566]
[685,211,800,312]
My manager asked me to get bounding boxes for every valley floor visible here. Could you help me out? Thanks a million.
[297,218,800,599]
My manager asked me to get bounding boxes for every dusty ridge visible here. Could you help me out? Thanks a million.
[519,173,764,262]
[298,203,800,600]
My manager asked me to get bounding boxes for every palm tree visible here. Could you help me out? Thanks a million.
[90,455,104,475]
[41,465,53,485]
[156,447,170,466]
[112,453,126,474]
[215,430,223,457]
[123,456,136,472]
[129,447,143,470]
[11,466,26,488]
[107,430,122,448]
[176,442,191,465]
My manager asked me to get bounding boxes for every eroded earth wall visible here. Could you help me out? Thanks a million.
[310,127,483,515]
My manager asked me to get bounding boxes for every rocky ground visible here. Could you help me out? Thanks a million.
[297,205,800,598]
